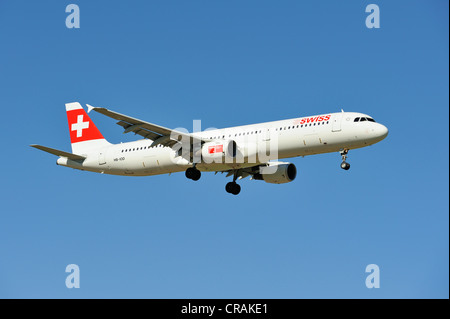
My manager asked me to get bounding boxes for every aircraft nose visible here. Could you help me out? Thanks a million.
[376,124,389,140]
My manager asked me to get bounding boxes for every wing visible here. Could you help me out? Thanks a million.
[87,104,197,148]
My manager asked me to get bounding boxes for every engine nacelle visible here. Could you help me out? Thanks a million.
[201,140,237,163]
[253,162,297,184]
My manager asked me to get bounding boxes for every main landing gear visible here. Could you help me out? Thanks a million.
[225,170,241,195]
[226,182,241,195]
[185,166,201,181]
[340,149,350,170]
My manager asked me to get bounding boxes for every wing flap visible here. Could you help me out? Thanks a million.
[116,121,161,140]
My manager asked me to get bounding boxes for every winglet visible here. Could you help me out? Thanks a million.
[86,104,95,113]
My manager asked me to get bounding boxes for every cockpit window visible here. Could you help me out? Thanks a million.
[355,117,376,123]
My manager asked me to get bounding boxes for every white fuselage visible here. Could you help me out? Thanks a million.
[57,112,388,176]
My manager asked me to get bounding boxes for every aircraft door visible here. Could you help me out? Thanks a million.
[99,152,106,165]
[332,113,343,132]
[261,128,273,161]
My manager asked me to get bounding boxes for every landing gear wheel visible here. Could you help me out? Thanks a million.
[340,162,350,170]
[225,182,241,195]
[185,167,201,181]
[339,149,350,171]
[191,169,201,181]
[185,167,194,179]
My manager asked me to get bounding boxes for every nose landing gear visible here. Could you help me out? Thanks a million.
[340,149,350,170]
[340,161,350,170]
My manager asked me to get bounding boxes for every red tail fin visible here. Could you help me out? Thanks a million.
[66,102,104,143]
[65,102,110,154]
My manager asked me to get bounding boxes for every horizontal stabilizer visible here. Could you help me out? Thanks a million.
[30,144,86,161]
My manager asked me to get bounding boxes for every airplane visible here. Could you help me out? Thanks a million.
[31,102,388,195]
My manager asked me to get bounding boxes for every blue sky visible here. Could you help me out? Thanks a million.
[0,1,448,298]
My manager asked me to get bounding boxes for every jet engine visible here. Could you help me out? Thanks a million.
[253,162,297,184]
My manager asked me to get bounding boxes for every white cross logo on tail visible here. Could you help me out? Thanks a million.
[71,115,89,137]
